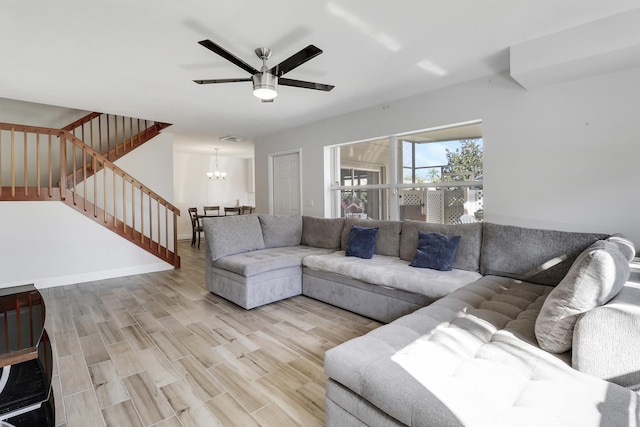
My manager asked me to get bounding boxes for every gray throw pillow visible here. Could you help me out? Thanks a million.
[203,214,265,261]
[301,216,344,249]
[258,214,302,248]
[535,240,630,353]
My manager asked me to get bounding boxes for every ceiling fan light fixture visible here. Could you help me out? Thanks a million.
[252,73,278,100]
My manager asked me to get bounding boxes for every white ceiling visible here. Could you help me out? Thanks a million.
[1,1,638,157]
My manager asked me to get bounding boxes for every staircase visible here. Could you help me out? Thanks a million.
[0,113,180,268]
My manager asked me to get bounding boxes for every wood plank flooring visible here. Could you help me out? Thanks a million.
[41,241,381,427]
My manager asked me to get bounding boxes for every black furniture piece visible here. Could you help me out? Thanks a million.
[0,284,54,426]
[203,206,220,216]
[188,207,203,248]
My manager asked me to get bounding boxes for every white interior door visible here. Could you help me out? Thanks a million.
[272,151,301,215]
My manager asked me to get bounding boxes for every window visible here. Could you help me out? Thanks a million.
[330,121,483,224]
[332,139,388,220]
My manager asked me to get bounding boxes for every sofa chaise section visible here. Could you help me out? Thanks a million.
[203,214,333,309]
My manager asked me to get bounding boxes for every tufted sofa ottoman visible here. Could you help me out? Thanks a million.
[324,274,640,426]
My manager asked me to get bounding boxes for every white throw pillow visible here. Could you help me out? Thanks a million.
[535,240,630,353]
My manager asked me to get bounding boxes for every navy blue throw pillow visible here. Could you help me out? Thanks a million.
[345,225,379,259]
[410,231,461,271]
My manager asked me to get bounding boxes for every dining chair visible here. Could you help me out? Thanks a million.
[203,206,220,216]
[187,207,203,248]
[224,207,241,216]
[241,205,254,214]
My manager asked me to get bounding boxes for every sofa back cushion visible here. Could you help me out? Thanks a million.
[203,214,265,261]
[301,216,344,249]
[258,214,302,248]
[400,220,482,272]
[481,223,608,286]
[340,218,402,257]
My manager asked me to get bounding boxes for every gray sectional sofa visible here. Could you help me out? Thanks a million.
[202,214,640,426]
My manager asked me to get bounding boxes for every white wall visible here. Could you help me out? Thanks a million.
[173,151,255,240]
[116,132,174,202]
[0,202,172,288]
[255,67,640,250]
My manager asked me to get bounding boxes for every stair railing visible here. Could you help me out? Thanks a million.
[62,112,170,162]
[0,122,180,267]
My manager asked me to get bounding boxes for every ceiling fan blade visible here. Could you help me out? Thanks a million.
[279,78,334,92]
[193,78,252,84]
[269,45,323,77]
[198,39,259,75]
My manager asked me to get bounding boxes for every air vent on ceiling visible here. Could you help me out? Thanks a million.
[219,135,245,143]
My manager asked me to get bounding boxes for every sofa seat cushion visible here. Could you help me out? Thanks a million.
[213,246,335,277]
[325,276,639,426]
[303,251,481,300]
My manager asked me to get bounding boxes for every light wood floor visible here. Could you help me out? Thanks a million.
[41,241,381,427]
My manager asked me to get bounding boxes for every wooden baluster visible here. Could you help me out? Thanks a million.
[173,211,178,264]
[98,114,103,155]
[59,133,67,201]
[113,165,117,227]
[129,117,133,152]
[23,131,27,196]
[106,115,111,158]
[11,128,15,198]
[122,116,126,152]
[91,155,98,218]
[149,192,153,247]
[122,173,127,234]
[103,161,107,223]
[140,185,144,244]
[48,133,52,197]
[89,117,94,152]
[165,204,169,256]
[157,200,161,253]
[83,146,88,212]
[72,143,77,205]
[114,115,119,157]
[36,132,41,197]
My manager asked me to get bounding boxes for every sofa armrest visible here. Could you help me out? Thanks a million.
[572,281,640,390]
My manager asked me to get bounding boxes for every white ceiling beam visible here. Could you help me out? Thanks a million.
[510,7,640,89]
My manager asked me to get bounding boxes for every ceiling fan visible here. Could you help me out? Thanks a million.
[193,39,334,102]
